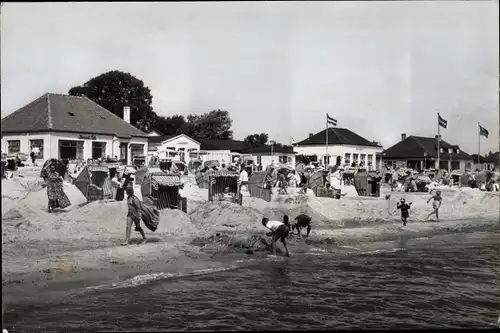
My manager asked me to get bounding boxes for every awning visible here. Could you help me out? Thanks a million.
[152,175,182,187]
[88,166,109,172]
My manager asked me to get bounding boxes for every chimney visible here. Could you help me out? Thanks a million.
[309,133,314,138]
[401,133,406,141]
[123,106,130,123]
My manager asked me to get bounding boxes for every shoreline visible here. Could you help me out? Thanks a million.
[3,215,498,302]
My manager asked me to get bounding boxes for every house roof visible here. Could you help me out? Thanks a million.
[198,139,249,153]
[383,135,474,160]
[246,145,295,154]
[1,93,147,138]
[294,128,382,147]
[148,135,176,144]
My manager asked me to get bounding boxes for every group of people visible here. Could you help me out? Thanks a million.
[261,213,313,257]
[396,190,443,226]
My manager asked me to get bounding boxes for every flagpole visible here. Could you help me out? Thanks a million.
[437,112,440,170]
[478,122,481,169]
[326,113,329,166]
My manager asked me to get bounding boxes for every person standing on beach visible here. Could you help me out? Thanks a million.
[239,165,249,192]
[30,145,40,166]
[426,190,442,222]
[44,164,71,213]
[396,198,412,226]
[122,186,147,246]
[262,217,291,257]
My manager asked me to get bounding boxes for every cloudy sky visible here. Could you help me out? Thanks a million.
[1,2,498,153]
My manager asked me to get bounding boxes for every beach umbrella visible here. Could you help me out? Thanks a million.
[40,159,67,179]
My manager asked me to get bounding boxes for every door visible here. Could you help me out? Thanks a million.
[120,143,128,164]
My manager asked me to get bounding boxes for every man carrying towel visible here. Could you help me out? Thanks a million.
[262,217,291,257]
[121,186,147,246]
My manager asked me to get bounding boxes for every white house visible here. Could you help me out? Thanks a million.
[148,134,201,163]
[1,93,148,165]
[293,127,383,170]
[247,145,296,169]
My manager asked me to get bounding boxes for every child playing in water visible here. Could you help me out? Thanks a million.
[396,198,412,226]
[426,190,442,222]
[262,217,291,257]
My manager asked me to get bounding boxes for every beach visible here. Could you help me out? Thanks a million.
[2,166,499,303]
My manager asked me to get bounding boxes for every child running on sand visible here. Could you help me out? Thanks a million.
[122,186,147,246]
[396,198,412,226]
[262,217,291,257]
[426,190,442,222]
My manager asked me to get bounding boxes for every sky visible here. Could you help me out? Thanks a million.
[1,2,498,154]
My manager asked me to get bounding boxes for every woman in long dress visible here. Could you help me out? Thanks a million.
[45,164,71,213]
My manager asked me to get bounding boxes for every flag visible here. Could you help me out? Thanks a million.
[327,114,337,126]
[479,125,489,138]
[438,113,447,129]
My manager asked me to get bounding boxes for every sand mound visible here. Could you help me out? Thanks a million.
[158,209,198,236]
[189,201,263,232]
[272,193,311,205]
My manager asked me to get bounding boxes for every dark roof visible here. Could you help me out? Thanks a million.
[294,128,382,147]
[246,145,295,154]
[1,93,147,137]
[198,139,249,153]
[148,135,176,144]
[383,136,474,160]
[471,154,499,163]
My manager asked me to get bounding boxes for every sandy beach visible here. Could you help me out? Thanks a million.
[2,166,499,300]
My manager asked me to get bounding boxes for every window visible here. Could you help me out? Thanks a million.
[352,153,359,163]
[257,156,262,164]
[7,140,20,154]
[92,142,107,159]
[30,139,44,159]
[59,140,84,160]
[344,153,350,165]
[279,155,288,164]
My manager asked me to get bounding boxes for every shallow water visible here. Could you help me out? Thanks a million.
[4,231,500,332]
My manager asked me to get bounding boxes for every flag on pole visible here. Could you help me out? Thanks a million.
[327,114,337,126]
[438,113,447,129]
[479,125,489,138]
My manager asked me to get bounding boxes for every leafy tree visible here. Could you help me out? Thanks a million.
[185,109,233,140]
[244,133,269,147]
[68,70,155,132]
[154,115,187,136]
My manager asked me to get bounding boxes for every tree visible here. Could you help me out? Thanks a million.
[154,115,188,136]
[185,109,233,140]
[68,70,155,132]
[244,133,269,147]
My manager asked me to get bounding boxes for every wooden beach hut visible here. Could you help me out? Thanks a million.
[247,171,272,202]
[74,165,113,202]
[354,170,382,197]
[208,171,242,205]
[141,170,187,212]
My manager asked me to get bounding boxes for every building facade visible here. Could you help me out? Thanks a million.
[293,127,383,170]
[1,93,148,165]
[382,134,474,172]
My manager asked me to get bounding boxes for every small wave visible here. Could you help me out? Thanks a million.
[83,266,239,292]
[360,248,405,255]
[340,245,361,251]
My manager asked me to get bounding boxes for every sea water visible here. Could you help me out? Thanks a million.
[4,231,499,332]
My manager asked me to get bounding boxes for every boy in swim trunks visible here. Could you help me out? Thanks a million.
[396,198,412,226]
[426,190,442,222]
[291,214,312,238]
[262,217,291,257]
